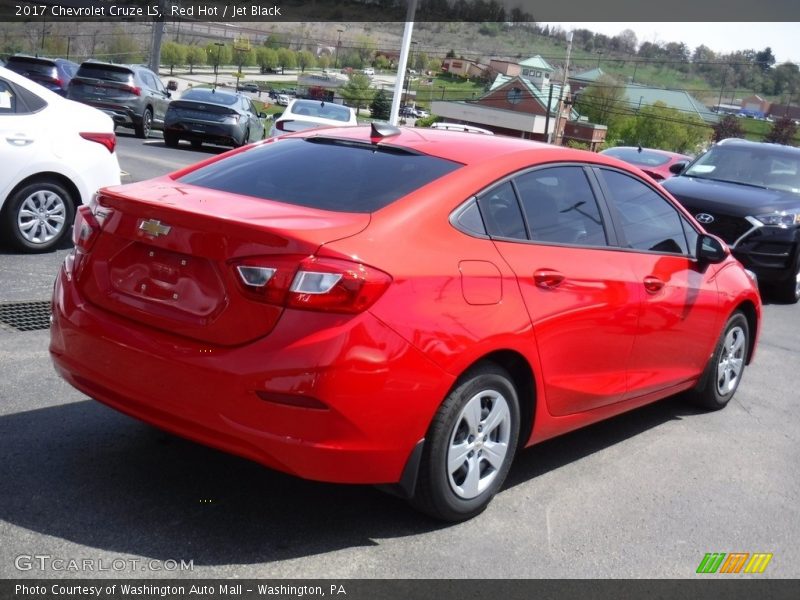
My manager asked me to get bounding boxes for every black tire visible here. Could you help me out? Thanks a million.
[163,132,180,148]
[190,139,203,150]
[771,265,800,304]
[134,107,153,139]
[411,363,520,521]
[1,179,76,253]
[689,311,750,410]
[235,127,250,148]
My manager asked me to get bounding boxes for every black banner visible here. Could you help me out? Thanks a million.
[3,580,800,600]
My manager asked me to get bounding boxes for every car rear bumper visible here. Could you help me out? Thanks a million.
[165,121,243,146]
[50,266,451,484]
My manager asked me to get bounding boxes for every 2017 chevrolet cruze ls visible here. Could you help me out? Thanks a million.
[50,125,761,521]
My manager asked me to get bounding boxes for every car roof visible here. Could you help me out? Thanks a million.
[286,125,623,168]
[716,138,800,155]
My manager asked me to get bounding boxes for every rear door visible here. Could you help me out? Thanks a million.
[481,165,641,416]
[0,76,45,199]
[595,167,721,398]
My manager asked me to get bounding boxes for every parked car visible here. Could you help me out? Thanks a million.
[270,98,357,136]
[663,138,800,303]
[239,82,259,93]
[414,108,429,119]
[163,87,266,149]
[362,68,375,77]
[600,146,691,181]
[67,61,171,138]
[275,93,291,106]
[399,105,416,118]
[50,125,760,521]
[0,66,120,252]
[4,55,79,96]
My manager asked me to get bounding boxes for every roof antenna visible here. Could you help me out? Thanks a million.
[370,122,401,140]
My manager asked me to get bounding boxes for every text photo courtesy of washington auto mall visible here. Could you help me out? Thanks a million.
[0,0,799,598]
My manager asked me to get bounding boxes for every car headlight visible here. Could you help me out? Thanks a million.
[753,210,800,228]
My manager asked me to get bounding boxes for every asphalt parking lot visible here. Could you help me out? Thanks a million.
[0,135,798,579]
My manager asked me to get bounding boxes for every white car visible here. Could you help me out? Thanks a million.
[270,98,357,137]
[276,94,292,106]
[362,68,375,77]
[0,66,120,253]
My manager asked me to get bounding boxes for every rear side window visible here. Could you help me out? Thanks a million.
[177,137,462,213]
[76,64,134,83]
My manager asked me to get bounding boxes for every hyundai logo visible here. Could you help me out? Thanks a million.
[696,213,715,224]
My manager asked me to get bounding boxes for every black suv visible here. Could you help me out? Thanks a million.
[67,61,171,138]
[4,55,78,96]
[664,139,800,303]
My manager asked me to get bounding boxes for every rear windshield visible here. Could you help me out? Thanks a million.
[288,100,352,122]
[181,88,238,105]
[6,57,56,76]
[75,63,134,83]
[177,137,462,212]
[604,147,672,166]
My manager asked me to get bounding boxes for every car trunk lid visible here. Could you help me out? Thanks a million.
[76,178,371,346]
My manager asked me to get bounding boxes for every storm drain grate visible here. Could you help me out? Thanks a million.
[0,301,52,332]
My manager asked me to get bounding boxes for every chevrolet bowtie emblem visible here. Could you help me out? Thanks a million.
[138,219,171,237]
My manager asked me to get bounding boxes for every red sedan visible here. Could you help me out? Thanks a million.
[600,146,692,181]
[51,125,761,521]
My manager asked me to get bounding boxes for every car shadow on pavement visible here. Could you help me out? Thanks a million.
[0,391,705,566]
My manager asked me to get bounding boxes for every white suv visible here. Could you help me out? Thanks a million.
[0,66,120,252]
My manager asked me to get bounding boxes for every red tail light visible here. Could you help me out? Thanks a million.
[275,120,292,132]
[72,205,101,252]
[123,85,141,96]
[80,132,116,153]
[233,256,392,314]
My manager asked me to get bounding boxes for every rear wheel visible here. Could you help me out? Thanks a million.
[411,363,520,521]
[134,108,153,138]
[689,311,749,410]
[190,139,203,149]
[1,179,75,253]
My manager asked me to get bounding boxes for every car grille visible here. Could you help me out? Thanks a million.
[693,212,752,244]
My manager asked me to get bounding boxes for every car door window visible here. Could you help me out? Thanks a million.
[601,169,690,255]
[514,166,608,246]
[0,80,17,114]
[477,181,528,240]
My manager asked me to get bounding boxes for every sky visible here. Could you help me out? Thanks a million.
[542,23,800,64]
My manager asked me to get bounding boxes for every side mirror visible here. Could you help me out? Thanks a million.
[697,233,728,265]
[273,112,283,119]
[670,160,688,175]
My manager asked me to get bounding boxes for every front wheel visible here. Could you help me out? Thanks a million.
[772,264,800,304]
[411,363,520,521]
[689,311,750,410]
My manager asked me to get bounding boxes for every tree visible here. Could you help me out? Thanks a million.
[104,28,141,63]
[353,34,377,68]
[297,50,316,73]
[712,115,745,142]
[755,47,776,73]
[370,89,390,120]
[277,48,296,73]
[764,116,798,146]
[616,29,638,55]
[160,42,186,75]
[185,45,206,74]
[317,54,331,70]
[256,47,278,73]
[340,72,374,116]
[620,102,708,153]
[574,75,626,130]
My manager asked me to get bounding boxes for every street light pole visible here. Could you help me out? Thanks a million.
[335,29,344,69]
[213,42,224,90]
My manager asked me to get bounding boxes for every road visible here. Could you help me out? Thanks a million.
[0,138,798,579]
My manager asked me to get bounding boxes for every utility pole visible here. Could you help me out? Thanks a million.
[553,31,573,146]
[148,0,168,74]
[389,0,419,125]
